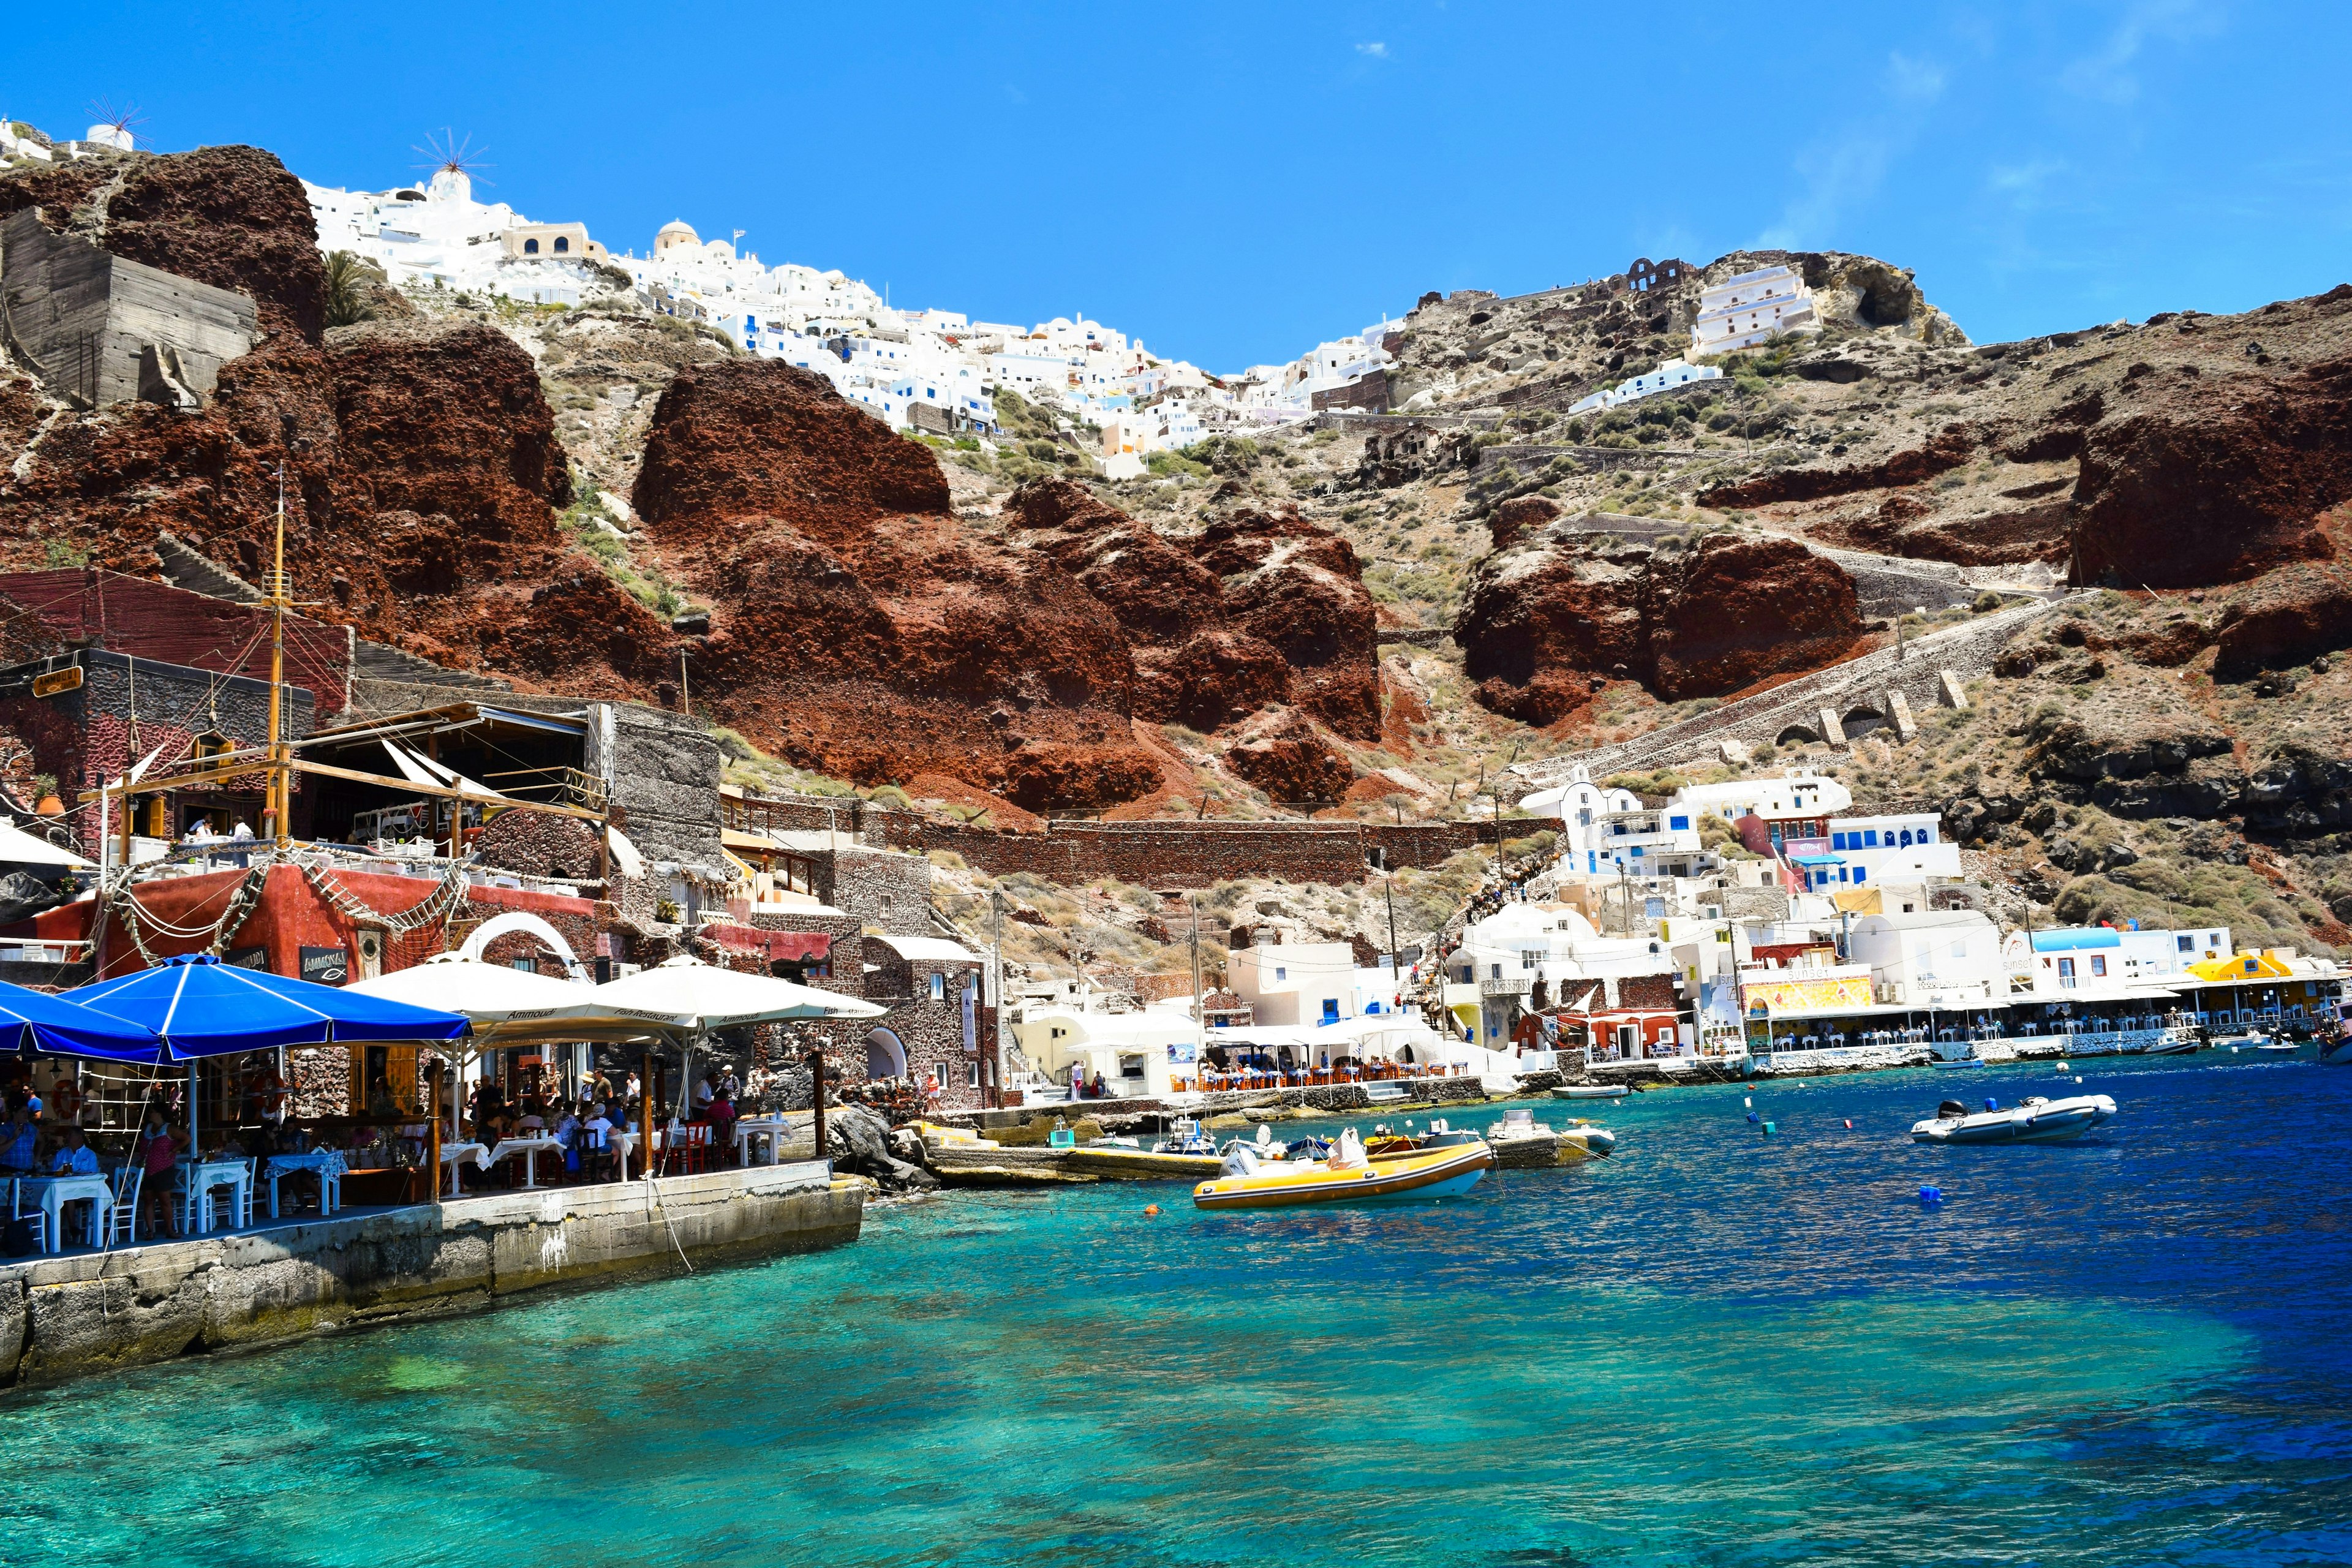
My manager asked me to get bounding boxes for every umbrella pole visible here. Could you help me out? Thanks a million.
[428,1060,443,1204]
[641,1044,654,1181]
[807,1041,826,1173]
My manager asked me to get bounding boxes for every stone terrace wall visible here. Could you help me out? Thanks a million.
[912,819,1497,888]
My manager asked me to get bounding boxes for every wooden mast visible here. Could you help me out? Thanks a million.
[265,464,290,848]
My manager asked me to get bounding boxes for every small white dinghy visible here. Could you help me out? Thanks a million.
[1552,1084,1630,1101]
[1910,1094,2116,1145]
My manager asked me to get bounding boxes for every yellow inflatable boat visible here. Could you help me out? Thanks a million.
[1192,1128,1495,1211]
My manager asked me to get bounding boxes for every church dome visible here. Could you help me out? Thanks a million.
[655,219,699,251]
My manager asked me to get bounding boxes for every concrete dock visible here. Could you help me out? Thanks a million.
[0,1160,862,1389]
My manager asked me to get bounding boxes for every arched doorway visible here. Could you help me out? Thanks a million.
[865,1027,908,1079]
[458,911,589,979]
[1842,706,1887,739]
[1774,725,1819,748]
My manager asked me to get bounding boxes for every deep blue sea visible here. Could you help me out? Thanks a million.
[2,1053,2346,1567]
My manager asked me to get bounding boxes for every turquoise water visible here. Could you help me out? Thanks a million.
[5,1055,2349,1566]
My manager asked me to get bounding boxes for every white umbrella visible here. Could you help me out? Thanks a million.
[0,819,91,870]
[595,954,884,1026]
[348,952,696,1047]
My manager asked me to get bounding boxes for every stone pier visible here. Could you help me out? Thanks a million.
[0,1161,862,1389]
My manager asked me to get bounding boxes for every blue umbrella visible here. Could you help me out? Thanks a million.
[64,954,468,1060]
[0,978,162,1062]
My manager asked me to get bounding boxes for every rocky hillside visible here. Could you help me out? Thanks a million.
[7,138,2352,952]
[0,145,674,695]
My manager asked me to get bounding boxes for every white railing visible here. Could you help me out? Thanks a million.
[1964,1027,2190,1061]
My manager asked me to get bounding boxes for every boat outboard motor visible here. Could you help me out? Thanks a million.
[1936,1100,1969,1120]
[1219,1144,1262,1179]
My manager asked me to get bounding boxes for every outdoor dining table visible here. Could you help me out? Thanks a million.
[733,1114,790,1168]
[16,1172,112,1253]
[181,1158,253,1235]
[483,1134,564,1189]
[263,1152,349,1219]
[438,1140,489,1197]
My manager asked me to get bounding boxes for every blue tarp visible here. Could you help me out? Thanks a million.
[0,978,160,1062]
[64,954,468,1060]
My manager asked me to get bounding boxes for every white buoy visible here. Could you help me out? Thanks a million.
[2075,1076,2083,1084]
[1744,1096,1753,1108]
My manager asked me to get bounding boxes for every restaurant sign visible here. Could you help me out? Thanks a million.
[222,945,269,971]
[1741,971,1872,1017]
[300,944,350,986]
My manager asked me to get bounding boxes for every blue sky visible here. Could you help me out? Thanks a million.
[7,2,2348,369]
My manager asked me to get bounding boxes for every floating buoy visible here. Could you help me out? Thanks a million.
[1761,1120,1776,1135]
[2056,1061,2069,1072]
[1744,1096,1754,1109]
[1843,1118,1853,1129]
[1746,1110,1760,1125]
[2075,1076,2083,1085]
[1144,1204,1160,1216]
[1920,1185,1943,1206]
[1985,1097,1999,1111]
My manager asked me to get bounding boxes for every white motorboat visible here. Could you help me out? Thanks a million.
[1551,1084,1630,1101]
[1910,1095,2117,1145]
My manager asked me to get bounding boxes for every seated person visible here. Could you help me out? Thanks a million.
[0,1107,38,1173]
[48,1125,98,1175]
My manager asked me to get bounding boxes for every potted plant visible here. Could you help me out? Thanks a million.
[30,773,61,816]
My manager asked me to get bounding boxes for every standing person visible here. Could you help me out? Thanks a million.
[0,1106,33,1174]
[707,1080,737,1167]
[136,1110,183,1240]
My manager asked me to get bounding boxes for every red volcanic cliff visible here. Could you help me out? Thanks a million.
[0,144,328,340]
[1457,531,1865,723]
[631,372,1384,809]
[0,147,668,697]
[1006,479,1381,739]
[630,363,1160,809]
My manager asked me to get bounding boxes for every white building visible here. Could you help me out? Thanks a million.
[1822,813,1962,887]
[1669,772,1852,824]
[1441,903,1678,1047]
[1010,1003,1194,1098]
[1567,357,1722,417]
[1847,910,2004,1008]
[1227,937,1360,1028]
[1689,263,1821,358]
[303,167,611,306]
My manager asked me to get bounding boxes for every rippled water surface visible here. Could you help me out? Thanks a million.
[4,1055,2348,1567]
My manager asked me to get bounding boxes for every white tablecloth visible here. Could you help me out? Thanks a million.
[483,1135,564,1188]
[18,1173,112,1253]
[182,1159,252,1234]
[439,1141,489,1196]
[734,1115,790,1167]
[263,1152,349,1219]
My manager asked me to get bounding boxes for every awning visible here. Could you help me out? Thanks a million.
[345,953,695,1049]
[64,954,468,1058]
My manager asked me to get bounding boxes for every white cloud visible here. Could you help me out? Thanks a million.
[1987,157,2067,205]
[2060,0,2218,106]
[1754,50,1949,249]
[1886,51,1947,103]
[1355,40,1389,58]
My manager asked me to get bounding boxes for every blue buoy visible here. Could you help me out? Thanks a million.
[1920,1185,1943,1206]
[1746,1111,1760,1125]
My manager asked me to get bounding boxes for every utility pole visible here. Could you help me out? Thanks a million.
[989,890,1007,1108]
[679,647,691,717]
[1382,870,1401,1005]
[1187,894,1205,1072]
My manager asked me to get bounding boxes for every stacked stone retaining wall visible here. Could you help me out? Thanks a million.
[0,1161,860,1390]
